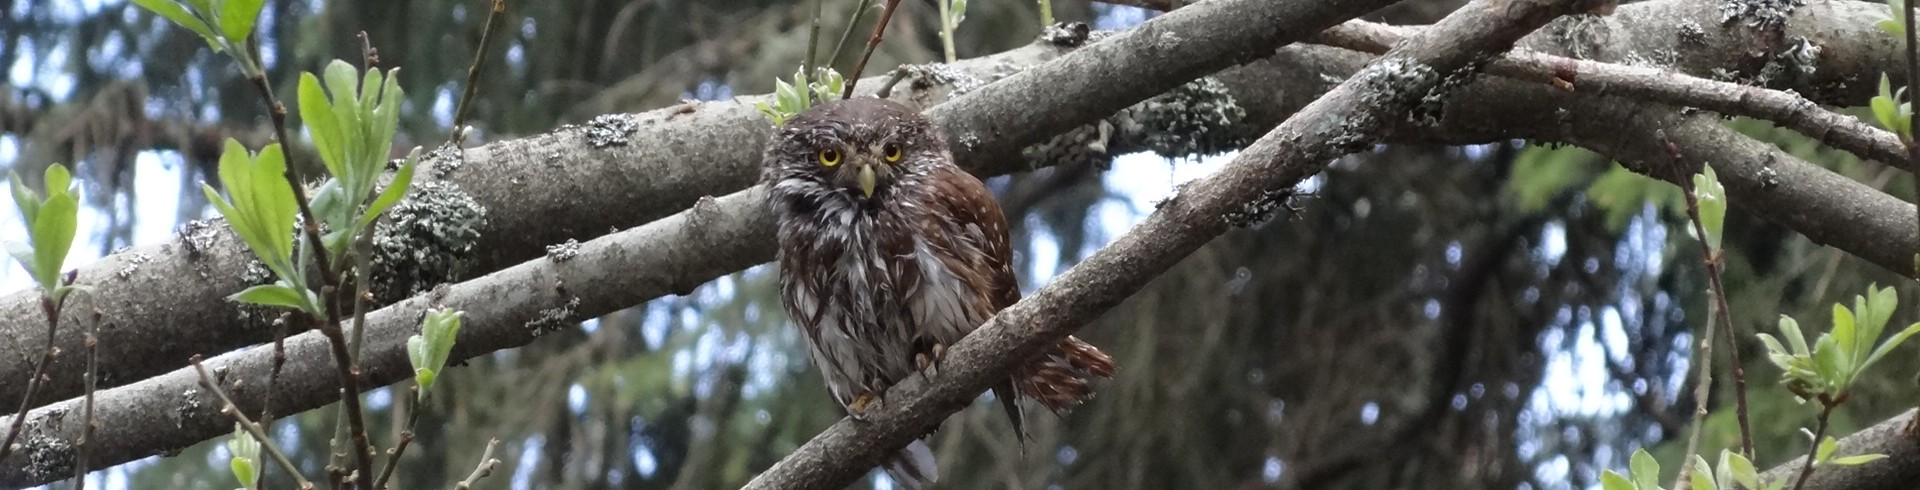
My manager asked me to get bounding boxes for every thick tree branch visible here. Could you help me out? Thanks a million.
[1315,20,1913,172]
[5,2,1920,486]
[0,0,1901,413]
[1757,409,1920,490]
[739,0,1597,486]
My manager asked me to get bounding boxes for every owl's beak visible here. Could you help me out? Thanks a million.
[857,164,877,198]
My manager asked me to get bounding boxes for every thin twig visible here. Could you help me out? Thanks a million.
[73,309,100,488]
[1791,401,1837,490]
[450,0,506,148]
[1038,0,1053,27]
[309,311,377,490]
[191,356,316,490]
[256,313,287,489]
[938,0,957,63]
[1668,134,1756,464]
[0,295,66,462]
[456,438,502,489]
[241,36,338,294]
[841,0,903,98]
[828,0,876,70]
[371,386,424,489]
[805,0,824,77]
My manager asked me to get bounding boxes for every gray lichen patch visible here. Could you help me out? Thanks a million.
[1135,77,1257,159]
[1223,188,1298,228]
[22,434,73,481]
[1719,0,1804,29]
[116,252,152,280]
[234,258,281,328]
[370,181,490,303]
[900,63,989,98]
[1676,20,1708,45]
[1355,57,1442,136]
[1040,22,1091,47]
[582,113,639,148]
[1756,36,1821,87]
[176,220,220,260]
[546,239,581,262]
[1022,76,1257,170]
[427,143,466,179]
[526,295,581,336]
[1548,13,1612,60]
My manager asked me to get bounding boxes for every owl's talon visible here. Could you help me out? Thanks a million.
[849,392,880,420]
[915,342,949,379]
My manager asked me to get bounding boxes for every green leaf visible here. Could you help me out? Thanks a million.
[1600,471,1636,490]
[9,171,39,228]
[1827,453,1889,466]
[216,0,264,43]
[1864,321,1920,369]
[229,284,308,310]
[30,192,76,291]
[1726,451,1759,490]
[1816,436,1839,463]
[410,308,464,395]
[951,0,968,25]
[357,153,417,232]
[1780,315,1811,355]
[130,0,221,45]
[1814,335,1846,391]
[1630,448,1660,490]
[1688,455,1715,490]
[299,72,346,179]
[4,240,34,283]
[1691,164,1726,251]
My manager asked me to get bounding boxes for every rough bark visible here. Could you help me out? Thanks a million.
[3,1,1919,487]
[0,0,1900,411]
[738,0,1598,486]
[1759,409,1920,490]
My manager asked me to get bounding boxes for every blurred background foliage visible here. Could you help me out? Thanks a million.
[3,0,1919,488]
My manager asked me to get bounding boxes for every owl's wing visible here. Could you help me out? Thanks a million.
[926,163,1022,311]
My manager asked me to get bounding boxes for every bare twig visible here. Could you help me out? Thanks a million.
[371,386,424,489]
[450,0,506,147]
[805,0,824,77]
[191,356,316,490]
[828,0,876,70]
[0,295,66,462]
[841,0,904,98]
[1313,20,1914,175]
[455,438,502,489]
[73,309,100,489]
[1792,402,1838,490]
[1665,134,1756,476]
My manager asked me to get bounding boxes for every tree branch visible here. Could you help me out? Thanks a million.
[0,0,1902,415]
[738,0,1598,486]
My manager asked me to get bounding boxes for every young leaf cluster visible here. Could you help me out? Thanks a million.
[1757,285,1920,404]
[6,164,80,302]
[1601,449,1780,490]
[226,424,261,490]
[1689,164,1727,251]
[129,0,268,76]
[300,60,420,258]
[202,141,323,313]
[756,66,845,125]
[407,308,464,396]
[1872,75,1913,142]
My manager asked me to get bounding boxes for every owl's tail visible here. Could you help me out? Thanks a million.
[881,439,939,490]
[1016,335,1119,412]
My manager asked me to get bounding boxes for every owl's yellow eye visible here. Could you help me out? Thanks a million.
[818,149,841,166]
[883,143,903,162]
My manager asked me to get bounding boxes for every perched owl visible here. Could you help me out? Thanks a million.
[763,98,1117,488]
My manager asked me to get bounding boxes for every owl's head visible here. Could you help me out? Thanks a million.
[762,98,947,206]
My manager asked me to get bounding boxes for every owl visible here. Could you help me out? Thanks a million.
[763,97,1117,488]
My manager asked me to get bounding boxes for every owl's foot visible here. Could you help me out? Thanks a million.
[849,392,881,421]
[915,342,948,380]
